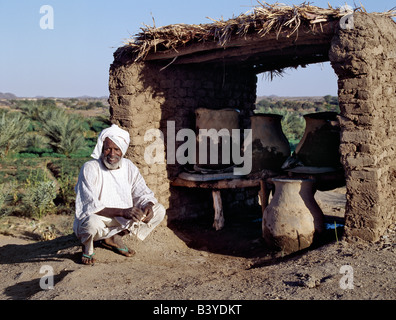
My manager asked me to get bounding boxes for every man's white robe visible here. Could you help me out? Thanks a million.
[74,158,165,255]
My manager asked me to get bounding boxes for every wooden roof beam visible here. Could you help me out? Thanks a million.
[144,21,338,65]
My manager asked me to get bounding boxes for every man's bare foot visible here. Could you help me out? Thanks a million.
[81,245,95,265]
[103,234,135,257]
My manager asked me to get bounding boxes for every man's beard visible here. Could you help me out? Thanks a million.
[101,154,122,170]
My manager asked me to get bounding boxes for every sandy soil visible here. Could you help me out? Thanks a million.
[0,187,395,302]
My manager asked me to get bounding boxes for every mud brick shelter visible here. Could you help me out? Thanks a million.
[108,3,396,243]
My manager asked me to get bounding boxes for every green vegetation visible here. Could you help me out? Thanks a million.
[0,99,110,158]
[0,112,30,158]
[22,178,57,219]
[255,95,340,150]
[0,98,110,220]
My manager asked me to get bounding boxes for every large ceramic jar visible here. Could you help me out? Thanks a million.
[195,108,240,170]
[251,114,290,172]
[262,178,324,254]
[295,112,341,167]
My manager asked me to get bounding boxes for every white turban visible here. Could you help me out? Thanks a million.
[91,124,130,159]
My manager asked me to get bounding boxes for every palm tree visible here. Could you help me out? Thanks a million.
[39,108,87,157]
[0,111,30,158]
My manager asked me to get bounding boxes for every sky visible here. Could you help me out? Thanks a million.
[0,0,395,98]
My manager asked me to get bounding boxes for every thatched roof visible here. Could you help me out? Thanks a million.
[123,2,395,64]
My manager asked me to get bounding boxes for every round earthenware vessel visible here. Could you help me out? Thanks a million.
[262,178,324,254]
[295,112,341,167]
[251,114,290,172]
[195,108,240,170]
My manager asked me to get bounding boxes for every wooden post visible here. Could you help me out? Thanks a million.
[212,190,224,231]
[258,180,270,215]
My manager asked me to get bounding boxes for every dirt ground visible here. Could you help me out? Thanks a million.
[0,187,395,302]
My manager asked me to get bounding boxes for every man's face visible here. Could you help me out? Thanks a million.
[102,137,122,169]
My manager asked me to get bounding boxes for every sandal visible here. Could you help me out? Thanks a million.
[100,241,136,257]
[115,246,136,257]
[82,252,95,265]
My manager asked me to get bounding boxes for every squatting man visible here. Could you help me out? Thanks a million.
[74,124,166,265]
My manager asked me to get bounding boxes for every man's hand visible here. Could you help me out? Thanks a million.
[142,202,155,224]
[122,203,155,224]
[123,207,146,223]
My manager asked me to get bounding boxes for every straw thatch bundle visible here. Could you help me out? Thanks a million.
[123,2,395,62]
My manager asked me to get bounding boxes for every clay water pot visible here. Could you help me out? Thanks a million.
[295,112,341,167]
[251,114,290,172]
[262,178,324,254]
[195,108,240,170]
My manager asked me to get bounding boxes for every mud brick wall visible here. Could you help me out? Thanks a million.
[330,13,396,242]
[109,49,259,221]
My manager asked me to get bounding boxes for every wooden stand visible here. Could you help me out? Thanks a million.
[171,176,273,230]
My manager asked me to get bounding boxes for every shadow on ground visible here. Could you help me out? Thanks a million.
[0,234,80,265]
[168,209,345,266]
[3,270,73,300]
